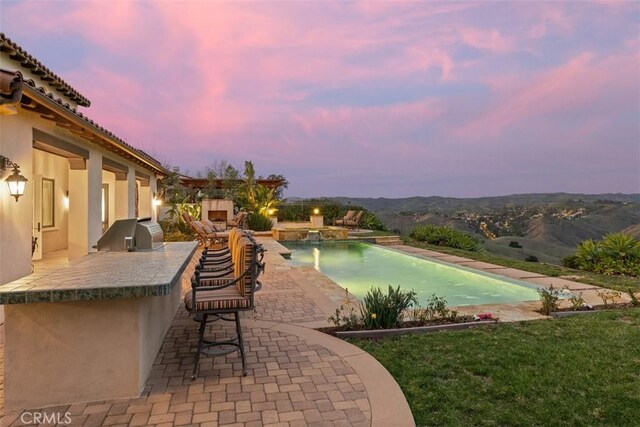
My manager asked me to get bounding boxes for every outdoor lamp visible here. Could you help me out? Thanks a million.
[313,208,320,215]
[0,155,28,202]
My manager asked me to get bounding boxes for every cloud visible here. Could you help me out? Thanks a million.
[1,0,638,197]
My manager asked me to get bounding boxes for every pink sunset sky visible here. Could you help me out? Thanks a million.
[1,1,639,198]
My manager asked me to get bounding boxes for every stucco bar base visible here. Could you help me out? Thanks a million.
[3,284,181,411]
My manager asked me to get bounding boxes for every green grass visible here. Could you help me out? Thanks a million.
[402,237,640,293]
[351,310,640,427]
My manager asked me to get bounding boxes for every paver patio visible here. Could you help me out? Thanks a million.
[0,238,412,427]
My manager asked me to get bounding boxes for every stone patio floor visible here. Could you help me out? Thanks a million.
[0,238,623,427]
[0,239,412,427]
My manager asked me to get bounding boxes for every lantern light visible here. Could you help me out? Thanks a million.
[0,155,28,202]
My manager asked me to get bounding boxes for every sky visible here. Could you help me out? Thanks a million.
[1,1,639,198]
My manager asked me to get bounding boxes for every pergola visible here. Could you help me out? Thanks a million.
[179,177,285,192]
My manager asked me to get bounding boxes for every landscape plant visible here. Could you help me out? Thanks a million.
[595,289,622,308]
[627,288,639,307]
[361,285,417,329]
[166,198,201,234]
[568,292,585,311]
[411,294,457,322]
[538,285,562,315]
[235,161,281,216]
[327,289,363,329]
[410,224,480,251]
[245,213,273,232]
[573,233,639,277]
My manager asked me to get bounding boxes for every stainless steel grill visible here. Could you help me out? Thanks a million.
[97,218,164,251]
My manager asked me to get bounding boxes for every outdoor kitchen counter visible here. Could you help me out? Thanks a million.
[0,241,197,304]
[2,242,199,411]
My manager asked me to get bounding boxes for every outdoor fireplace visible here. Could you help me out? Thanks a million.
[201,199,234,228]
[208,210,227,222]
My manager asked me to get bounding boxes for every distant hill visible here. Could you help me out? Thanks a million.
[329,193,640,264]
[331,193,640,213]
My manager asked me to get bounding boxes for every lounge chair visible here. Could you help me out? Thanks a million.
[189,220,230,247]
[344,211,364,230]
[185,232,265,379]
[181,211,195,224]
[335,210,356,226]
[203,218,224,232]
[227,211,248,229]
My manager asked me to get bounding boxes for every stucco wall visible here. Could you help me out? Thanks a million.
[0,112,35,286]
[102,170,117,229]
[33,150,69,254]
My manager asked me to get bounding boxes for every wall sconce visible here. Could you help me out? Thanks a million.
[153,192,162,207]
[64,190,70,209]
[0,155,28,202]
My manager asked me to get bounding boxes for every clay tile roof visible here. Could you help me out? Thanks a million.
[17,74,166,174]
[0,33,91,107]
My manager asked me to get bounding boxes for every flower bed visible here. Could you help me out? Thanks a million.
[321,286,500,338]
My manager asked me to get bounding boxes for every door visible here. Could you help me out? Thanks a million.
[102,184,109,234]
[32,174,43,260]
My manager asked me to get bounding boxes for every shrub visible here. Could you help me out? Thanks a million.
[410,225,480,251]
[539,285,562,315]
[596,289,622,307]
[561,255,580,269]
[525,255,539,263]
[328,290,363,330]
[573,233,640,276]
[246,213,273,231]
[509,240,523,248]
[361,285,417,329]
[568,292,585,311]
[411,294,450,322]
[360,211,388,231]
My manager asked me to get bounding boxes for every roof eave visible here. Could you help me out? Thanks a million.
[22,84,168,177]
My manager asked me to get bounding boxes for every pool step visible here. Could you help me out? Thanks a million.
[374,236,402,245]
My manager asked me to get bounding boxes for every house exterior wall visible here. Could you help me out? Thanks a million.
[0,111,36,286]
[0,106,161,278]
[33,149,69,254]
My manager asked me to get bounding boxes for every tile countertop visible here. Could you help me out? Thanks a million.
[0,242,198,305]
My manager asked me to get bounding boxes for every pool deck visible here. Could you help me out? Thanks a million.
[0,240,413,427]
[0,237,627,426]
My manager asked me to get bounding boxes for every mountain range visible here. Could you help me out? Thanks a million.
[330,193,640,264]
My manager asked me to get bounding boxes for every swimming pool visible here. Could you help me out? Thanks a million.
[282,241,542,307]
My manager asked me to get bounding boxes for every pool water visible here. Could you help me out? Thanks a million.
[282,241,542,307]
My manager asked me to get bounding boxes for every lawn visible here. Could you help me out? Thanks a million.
[351,310,640,427]
[403,238,640,293]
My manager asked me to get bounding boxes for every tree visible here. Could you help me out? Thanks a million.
[267,174,289,199]
[157,165,190,204]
